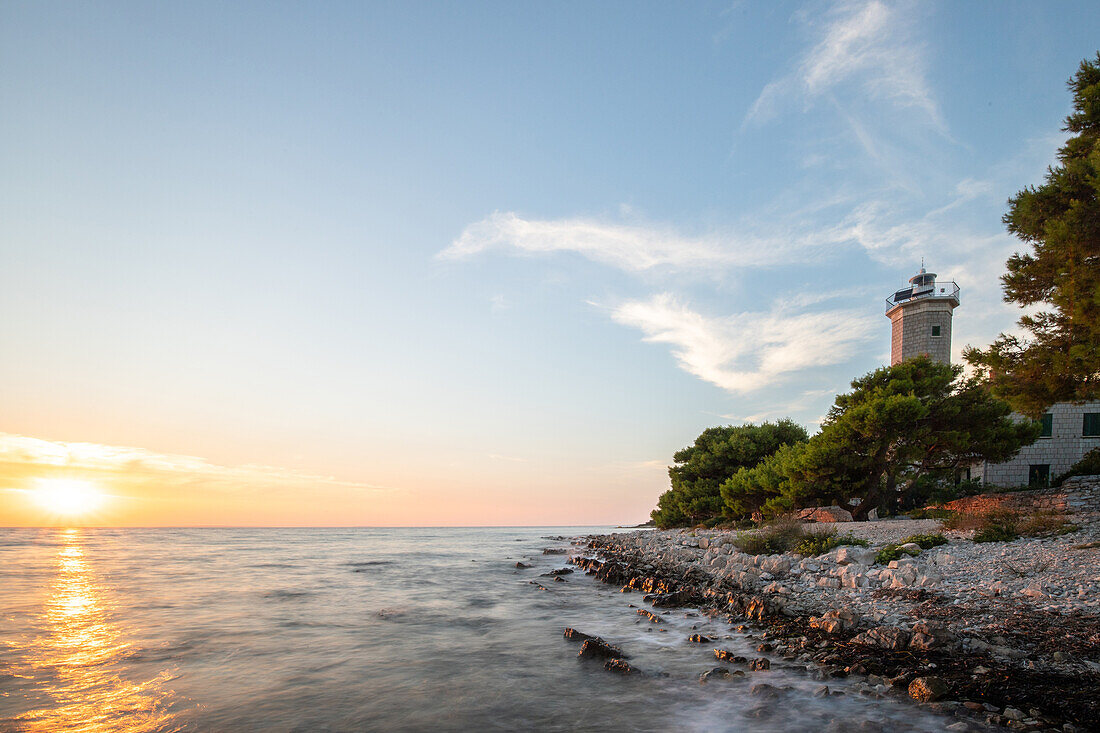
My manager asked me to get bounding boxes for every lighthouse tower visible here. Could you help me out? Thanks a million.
[885,267,960,365]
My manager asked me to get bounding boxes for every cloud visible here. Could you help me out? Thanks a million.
[0,433,396,496]
[611,293,877,393]
[441,210,851,273]
[745,0,940,128]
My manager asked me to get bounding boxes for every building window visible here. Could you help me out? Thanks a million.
[1028,464,1050,487]
[1039,413,1053,438]
[1084,413,1100,437]
[954,467,971,485]
[931,325,941,337]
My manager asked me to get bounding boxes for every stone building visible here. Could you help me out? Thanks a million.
[885,267,1100,487]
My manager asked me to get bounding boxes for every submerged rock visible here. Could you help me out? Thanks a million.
[603,658,636,674]
[688,634,712,643]
[636,609,664,624]
[714,649,748,664]
[750,657,771,671]
[578,638,629,660]
[541,568,574,576]
[563,627,599,643]
[514,562,532,569]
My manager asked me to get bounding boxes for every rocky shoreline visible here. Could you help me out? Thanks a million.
[565,519,1100,732]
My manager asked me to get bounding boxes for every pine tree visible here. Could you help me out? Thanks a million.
[965,53,1100,417]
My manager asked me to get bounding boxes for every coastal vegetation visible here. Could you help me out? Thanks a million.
[652,357,1036,527]
[651,420,807,528]
[965,53,1100,417]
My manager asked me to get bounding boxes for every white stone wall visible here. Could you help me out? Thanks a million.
[978,401,1100,486]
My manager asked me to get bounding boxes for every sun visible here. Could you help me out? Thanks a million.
[32,478,105,516]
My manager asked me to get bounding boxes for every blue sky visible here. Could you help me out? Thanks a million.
[1,1,1098,525]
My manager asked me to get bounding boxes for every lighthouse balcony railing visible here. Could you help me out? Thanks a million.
[884,281,960,312]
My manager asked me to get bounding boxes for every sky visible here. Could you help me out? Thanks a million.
[2,1,1099,527]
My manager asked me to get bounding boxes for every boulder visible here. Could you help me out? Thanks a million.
[688,634,712,643]
[750,657,771,671]
[810,609,860,634]
[908,676,950,702]
[563,627,599,643]
[836,546,876,565]
[897,542,923,555]
[514,562,532,568]
[714,649,748,663]
[797,506,854,523]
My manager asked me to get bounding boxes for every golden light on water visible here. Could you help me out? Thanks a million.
[11,529,180,732]
[31,479,106,517]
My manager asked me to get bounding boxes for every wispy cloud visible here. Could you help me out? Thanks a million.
[0,433,396,496]
[611,293,877,393]
[440,210,852,273]
[746,0,940,129]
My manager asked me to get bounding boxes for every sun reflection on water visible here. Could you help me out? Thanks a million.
[13,529,180,732]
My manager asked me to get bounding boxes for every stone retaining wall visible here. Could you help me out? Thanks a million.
[940,475,1100,515]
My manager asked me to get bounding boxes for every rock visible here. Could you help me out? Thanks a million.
[563,627,599,643]
[897,542,923,555]
[514,562,532,568]
[714,649,748,664]
[699,667,730,682]
[813,685,830,698]
[636,609,663,623]
[852,626,911,650]
[542,548,568,555]
[817,577,842,589]
[750,657,771,671]
[578,638,628,660]
[908,676,949,702]
[810,609,859,634]
[688,634,712,643]
[553,576,567,582]
[603,658,636,674]
[1002,708,1025,721]
[797,506,854,523]
[749,682,781,698]
[836,546,877,565]
[542,567,573,576]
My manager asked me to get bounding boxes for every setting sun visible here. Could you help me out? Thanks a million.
[32,479,105,517]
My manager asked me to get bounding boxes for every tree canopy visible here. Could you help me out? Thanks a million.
[649,420,807,528]
[720,357,1040,521]
[965,53,1100,417]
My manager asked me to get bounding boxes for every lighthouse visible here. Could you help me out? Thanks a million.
[884,267,960,365]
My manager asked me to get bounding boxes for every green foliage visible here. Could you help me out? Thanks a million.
[973,523,1019,543]
[732,516,805,555]
[650,420,808,528]
[875,543,921,564]
[720,442,816,520]
[793,530,870,557]
[745,357,1039,520]
[965,53,1100,416]
[1054,446,1100,486]
[898,533,947,549]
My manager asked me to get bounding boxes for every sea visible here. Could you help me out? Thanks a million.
[0,527,955,732]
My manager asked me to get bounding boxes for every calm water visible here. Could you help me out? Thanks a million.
[0,528,955,731]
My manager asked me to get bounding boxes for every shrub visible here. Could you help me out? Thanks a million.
[874,543,921,564]
[898,533,947,549]
[732,516,805,555]
[794,530,870,557]
[971,510,1021,542]
[1018,511,1078,537]
[1054,446,1100,486]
